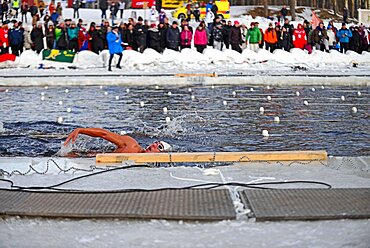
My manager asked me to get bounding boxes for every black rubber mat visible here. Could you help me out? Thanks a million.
[240,188,370,221]
[0,189,236,221]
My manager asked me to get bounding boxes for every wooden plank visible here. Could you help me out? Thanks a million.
[96,150,327,164]
[175,73,217,77]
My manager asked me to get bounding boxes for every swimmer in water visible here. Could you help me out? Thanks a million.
[64,128,171,156]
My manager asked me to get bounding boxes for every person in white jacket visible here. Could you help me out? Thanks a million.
[149,6,158,23]
[205,9,214,31]
[118,0,125,19]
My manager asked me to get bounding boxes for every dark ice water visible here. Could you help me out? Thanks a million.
[0,84,369,157]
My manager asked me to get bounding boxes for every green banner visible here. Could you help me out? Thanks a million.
[42,49,76,63]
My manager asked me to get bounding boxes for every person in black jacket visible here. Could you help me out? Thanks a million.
[282,18,294,42]
[279,5,288,23]
[123,23,136,50]
[88,22,104,54]
[9,21,24,56]
[99,0,108,19]
[158,22,167,53]
[134,16,148,53]
[147,23,161,53]
[30,21,44,53]
[166,21,180,51]
[349,26,362,53]
[222,20,231,49]
[229,20,242,53]
[278,26,291,51]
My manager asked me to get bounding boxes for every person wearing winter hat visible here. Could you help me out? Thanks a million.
[106,25,123,71]
[30,21,45,54]
[64,128,172,156]
[229,20,242,53]
[336,22,352,53]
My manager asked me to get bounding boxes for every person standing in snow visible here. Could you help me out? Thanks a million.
[123,23,135,50]
[55,21,68,50]
[0,20,10,55]
[313,21,329,52]
[23,26,32,50]
[149,6,158,23]
[229,20,242,53]
[30,21,44,53]
[279,5,288,24]
[118,0,125,19]
[106,25,123,71]
[133,16,148,53]
[349,26,361,53]
[67,21,79,52]
[264,22,278,53]
[222,20,232,49]
[278,26,291,51]
[45,21,55,49]
[193,23,208,53]
[158,22,167,53]
[292,23,307,50]
[205,9,214,32]
[166,21,180,51]
[38,0,45,17]
[326,24,338,50]
[212,22,223,51]
[9,21,23,56]
[193,4,200,22]
[343,7,348,24]
[147,23,161,53]
[159,8,166,23]
[72,0,80,19]
[180,24,192,50]
[88,22,105,54]
[246,22,262,52]
[99,0,108,20]
[20,1,28,23]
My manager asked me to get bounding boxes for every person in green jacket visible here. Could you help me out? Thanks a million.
[55,22,68,50]
[246,22,262,52]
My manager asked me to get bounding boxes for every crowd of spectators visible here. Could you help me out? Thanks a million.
[0,0,369,69]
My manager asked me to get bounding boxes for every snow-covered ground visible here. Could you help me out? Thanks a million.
[0,157,370,248]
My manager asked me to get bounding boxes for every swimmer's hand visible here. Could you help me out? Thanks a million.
[64,128,80,146]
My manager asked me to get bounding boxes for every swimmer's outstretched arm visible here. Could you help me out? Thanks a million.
[64,128,126,147]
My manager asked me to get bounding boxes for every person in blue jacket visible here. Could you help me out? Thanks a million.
[336,23,352,54]
[107,25,123,71]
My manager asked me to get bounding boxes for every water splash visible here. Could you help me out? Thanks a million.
[136,113,207,138]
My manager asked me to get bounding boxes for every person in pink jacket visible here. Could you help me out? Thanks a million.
[194,23,208,53]
[293,23,307,49]
[180,25,192,50]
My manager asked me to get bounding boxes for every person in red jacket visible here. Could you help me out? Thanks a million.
[194,23,208,53]
[293,23,307,49]
[64,128,171,156]
[0,20,10,55]
[180,25,192,49]
[78,24,91,51]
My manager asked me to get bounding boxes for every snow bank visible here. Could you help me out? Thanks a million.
[2,47,369,72]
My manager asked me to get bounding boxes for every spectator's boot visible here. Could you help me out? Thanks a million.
[108,66,112,71]
[116,65,122,69]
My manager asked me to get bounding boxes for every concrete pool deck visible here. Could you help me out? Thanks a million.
[0,156,369,247]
